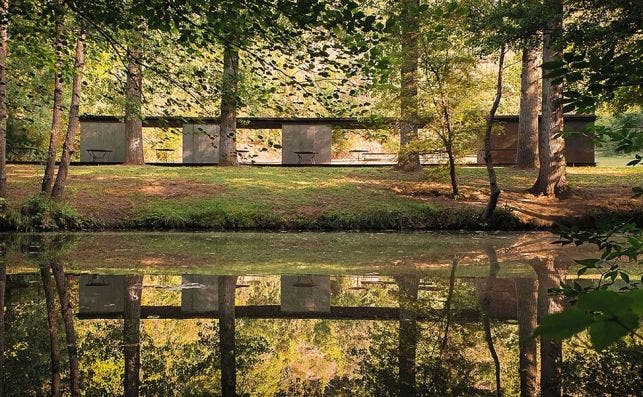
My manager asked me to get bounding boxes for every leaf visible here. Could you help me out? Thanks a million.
[533,309,592,340]
[588,312,638,350]
[577,290,623,314]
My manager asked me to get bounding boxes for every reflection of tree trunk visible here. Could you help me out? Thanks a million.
[482,245,501,397]
[0,0,9,197]
[396,275,419,397]
[124,275,142,397]
[40,265,62,397]
[0,261,6,396]
[218,276,237,397]
[51,262,80,396]
[440,258,458,355]
[515,278,538,397]
[533,257,563,397]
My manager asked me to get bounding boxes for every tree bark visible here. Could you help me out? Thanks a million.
[396,275,419,397]
[398,0,421,171]
[51,261,80,397]
[51,29,85,200]
[124,30,144,165]
[41,4,65,195]
[530,0,568,197]
[40,265,62,397]
[516,47,540,169]
[0,0,9,198]
[533,257,564,397]
[219,43,238,166]
[218,276,237,396]
[124,275,142,397]
[0,260,6,396]
[515,277,538,397]
[481,44,506,220]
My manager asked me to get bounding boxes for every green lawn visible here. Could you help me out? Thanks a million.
[5,163,642,230]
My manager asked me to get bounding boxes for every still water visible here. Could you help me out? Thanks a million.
[0,232,640,396]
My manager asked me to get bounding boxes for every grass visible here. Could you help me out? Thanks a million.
[3,163,642,231]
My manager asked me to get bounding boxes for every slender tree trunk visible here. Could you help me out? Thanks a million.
[515,277,538,397]
[530,0,568,197]
[219,43,238,166]
[40,265,62,397]
[124,275,142,397]
[51,29,85,200]
[481,44,506,220]
[482,245,501,397]
[516,47,540,169]
[51,261,80,397]
[218,276,237,397]
[533,257,564,397]
[41,4,65,195]
[396,275,419,397]
[124,30,144,165]
[446,143,459,198]
[0,0,9,198]
[0,261,6,396]
[398,0,421,171]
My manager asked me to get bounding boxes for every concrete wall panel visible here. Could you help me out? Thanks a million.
[182,124,219,164]
[281,124,332,164]
[281,275,331,313]
[181,275,219,313]
[79,121,126,162]
[78,275,127,313]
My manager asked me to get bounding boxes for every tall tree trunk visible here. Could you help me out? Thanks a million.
[481,44,506,220]
[219,43,238,166]
[533,257,564,397]
[515,277,538,397]
[40,265,62,397]
[0,0,9,198]
[124,31,144,165]
[530,0,568,197]
[516,47,540,169]
[446,143,459,198]
[439,258,458,355]
[124,275,142,397]
[482,245,502,397]
[396,275,419,397]
[41,4,65,195]
[398,0,421,171]
[0,261,6,396]
[51,29,85,200]
[218,276,237,396]
[51,261,80,397]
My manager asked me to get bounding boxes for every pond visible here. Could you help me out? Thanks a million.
[0,232,640,396]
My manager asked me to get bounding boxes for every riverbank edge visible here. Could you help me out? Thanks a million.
[1,196,640,232]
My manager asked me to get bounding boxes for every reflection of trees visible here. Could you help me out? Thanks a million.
[124,275,142,397]
[39,264,62,397]
[0,256,5,396]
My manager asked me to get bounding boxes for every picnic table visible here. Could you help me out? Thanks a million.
[361,152,397,162]
[86,149,113,163]
[348,149,369,163]
[155,148,175,162]
[293,151,318,165]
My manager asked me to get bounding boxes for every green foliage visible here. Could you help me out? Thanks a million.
[18,195,89,231]
[534,289,641,350]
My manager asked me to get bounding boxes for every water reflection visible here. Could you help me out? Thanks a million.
[0,233,640,396]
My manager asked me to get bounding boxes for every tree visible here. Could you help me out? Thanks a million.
[0,0,8,198]
[529,0,568,197]
[397,0,421,171]
[124,29,144,165]
[51,27,85,200]
[124,275,142,397]
[41,0,65,195]
[516,46,539,168]
[40,265,62,397]
[219,43,238,166]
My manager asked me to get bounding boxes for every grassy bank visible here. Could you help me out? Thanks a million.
[2,164,641,231]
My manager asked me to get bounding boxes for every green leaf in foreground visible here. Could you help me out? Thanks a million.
[534,309,592,340]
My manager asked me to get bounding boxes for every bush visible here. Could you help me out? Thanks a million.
[18,195,88,231]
